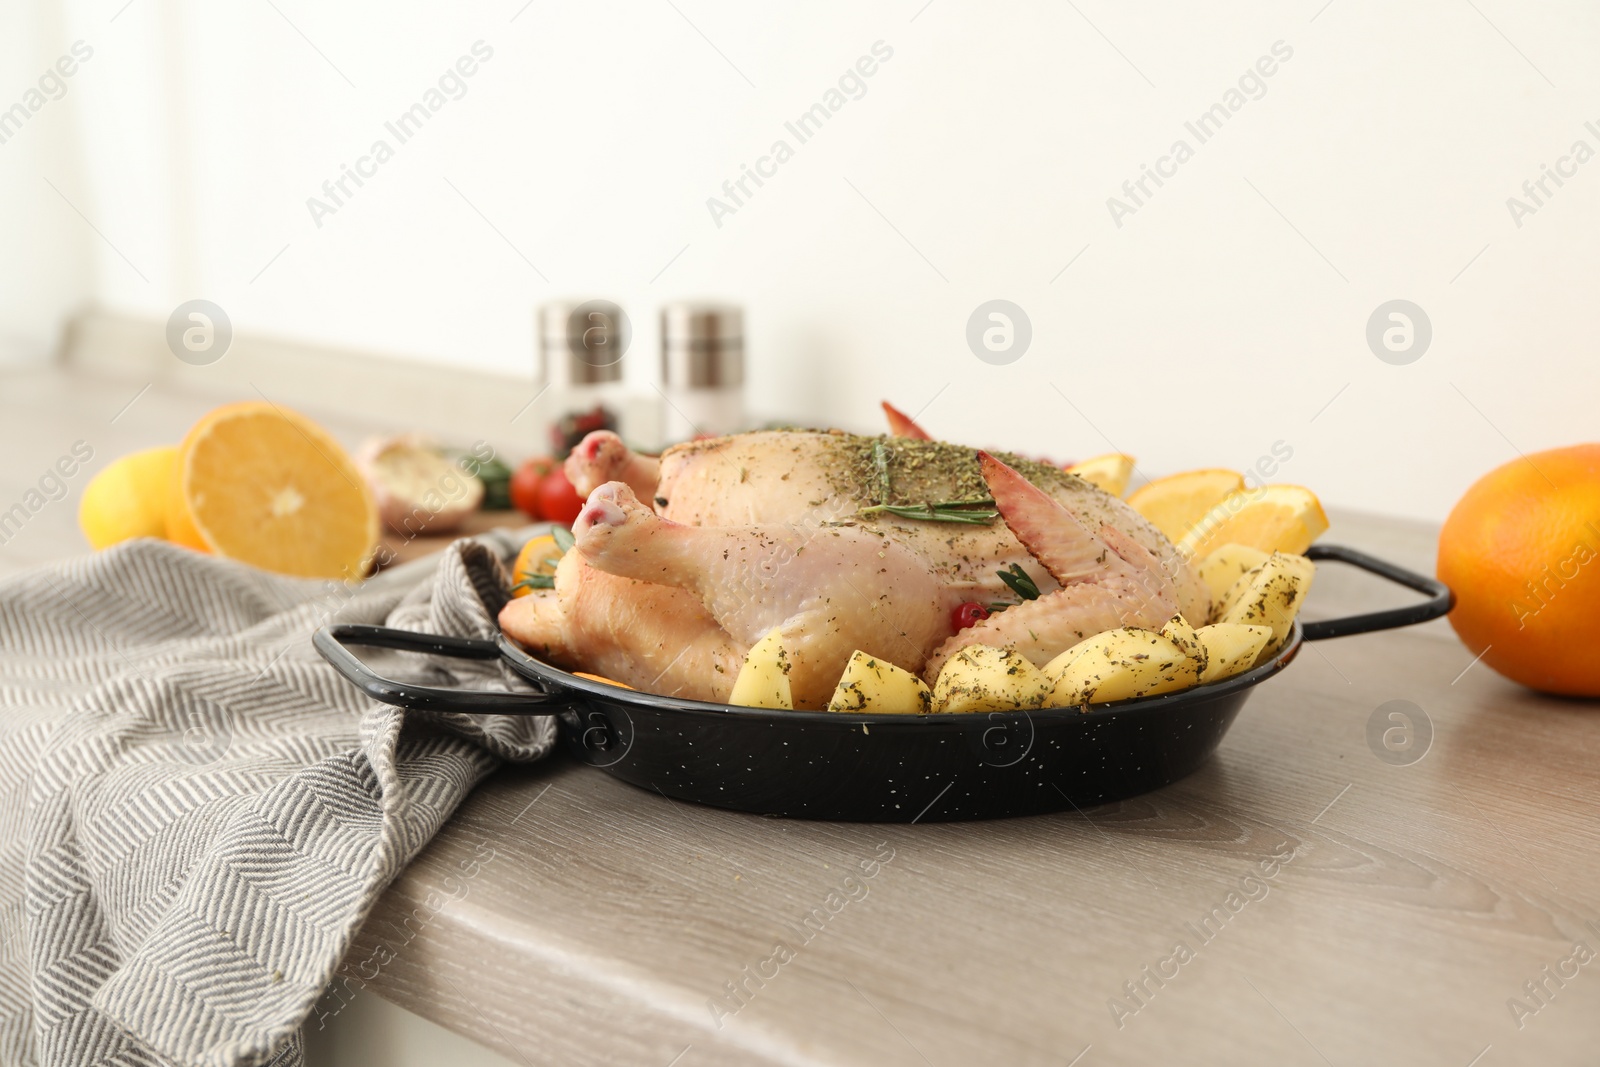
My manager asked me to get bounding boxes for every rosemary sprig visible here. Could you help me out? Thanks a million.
[872,438,891,506]
[856,497,999,525]
[859,504,999,524]
[551,525,576,553]
[512,573,556,592]
[997,563,1041,600]
[861,440,996,523]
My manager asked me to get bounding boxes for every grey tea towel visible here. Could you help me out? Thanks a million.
[0,533,554,1067]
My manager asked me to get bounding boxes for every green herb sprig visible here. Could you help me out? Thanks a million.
[873,438,892,506]
[857,438,999,524]
[856,498,999,525]
[997,563,1041,600]
[474,456,513,511]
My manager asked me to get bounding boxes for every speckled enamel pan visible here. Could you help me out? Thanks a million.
[315,544,1451,822]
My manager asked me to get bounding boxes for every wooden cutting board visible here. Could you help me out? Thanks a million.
[378,509,533,568]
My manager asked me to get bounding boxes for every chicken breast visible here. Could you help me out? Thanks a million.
[651,431,1207,617]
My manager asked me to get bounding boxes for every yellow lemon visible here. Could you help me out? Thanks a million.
[78,445,178,550]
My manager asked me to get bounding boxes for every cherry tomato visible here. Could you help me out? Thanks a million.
[537,467,585,526]
[509,458,556,519]
[951,602,991,631]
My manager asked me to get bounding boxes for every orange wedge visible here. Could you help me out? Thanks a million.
[1127,468,1246,543]
[511,534,562,598]
[1177,485,1329,560]
[573,671,635,690]
[1066,453,1135,496]
[166,401,378,579]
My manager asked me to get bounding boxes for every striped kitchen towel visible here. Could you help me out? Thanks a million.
[0,533,554,1067]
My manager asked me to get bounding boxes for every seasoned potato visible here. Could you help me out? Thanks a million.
[1044,629,1196,707]
[1195,623,1275,683]
[828,650,934,714]
[729,627,793,709]
[1159,613,1209,676]
[932,645,1051,713]
[1197,543,1271,608]
[1216,550,1315,620]
[1216,552,1316,654]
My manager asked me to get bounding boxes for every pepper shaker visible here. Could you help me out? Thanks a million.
[537,300,628,457]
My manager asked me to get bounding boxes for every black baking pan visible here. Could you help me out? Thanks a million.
[314,544,1451,822]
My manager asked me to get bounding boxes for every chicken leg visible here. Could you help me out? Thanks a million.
[573,482,954,709]
[497,551,742,701]
[565,430,662,501]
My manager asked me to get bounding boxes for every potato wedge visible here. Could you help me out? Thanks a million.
[1195,623,1274,683]
[1197,543,1271,608]
[729,627,793,709]
[828,650,934,714]
[1159,613,1209,677]
[1216,550,1315,621]
[1216,552,1316,655]
[1044,628,1196,707]
[932,645,1051,713]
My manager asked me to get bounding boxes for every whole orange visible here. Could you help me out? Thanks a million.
[1438,444,1600,697]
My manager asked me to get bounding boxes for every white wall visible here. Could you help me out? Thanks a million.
[0,2,95,363]
[10,0,1600,522]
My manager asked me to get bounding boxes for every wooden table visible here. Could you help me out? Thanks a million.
[4,369,1594,1065]
[338,513,1600,1067]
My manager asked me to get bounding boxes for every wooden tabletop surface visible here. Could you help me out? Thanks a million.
[343,512,1600,1067]
[4,369,1595,1066]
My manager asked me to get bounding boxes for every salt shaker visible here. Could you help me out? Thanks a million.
[659,302,745,444]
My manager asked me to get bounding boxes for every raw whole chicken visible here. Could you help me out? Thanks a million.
[499,429,1209,709]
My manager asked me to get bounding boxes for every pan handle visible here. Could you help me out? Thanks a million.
[1299,544,1454,641]
[313,624,583,715]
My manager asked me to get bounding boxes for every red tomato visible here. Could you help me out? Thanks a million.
[510,458,556,519]
[951,602,991,630]
[537,467,585,526]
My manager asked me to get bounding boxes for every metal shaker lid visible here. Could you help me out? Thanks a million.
[661,302,744,389]
[538,300,628,386]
